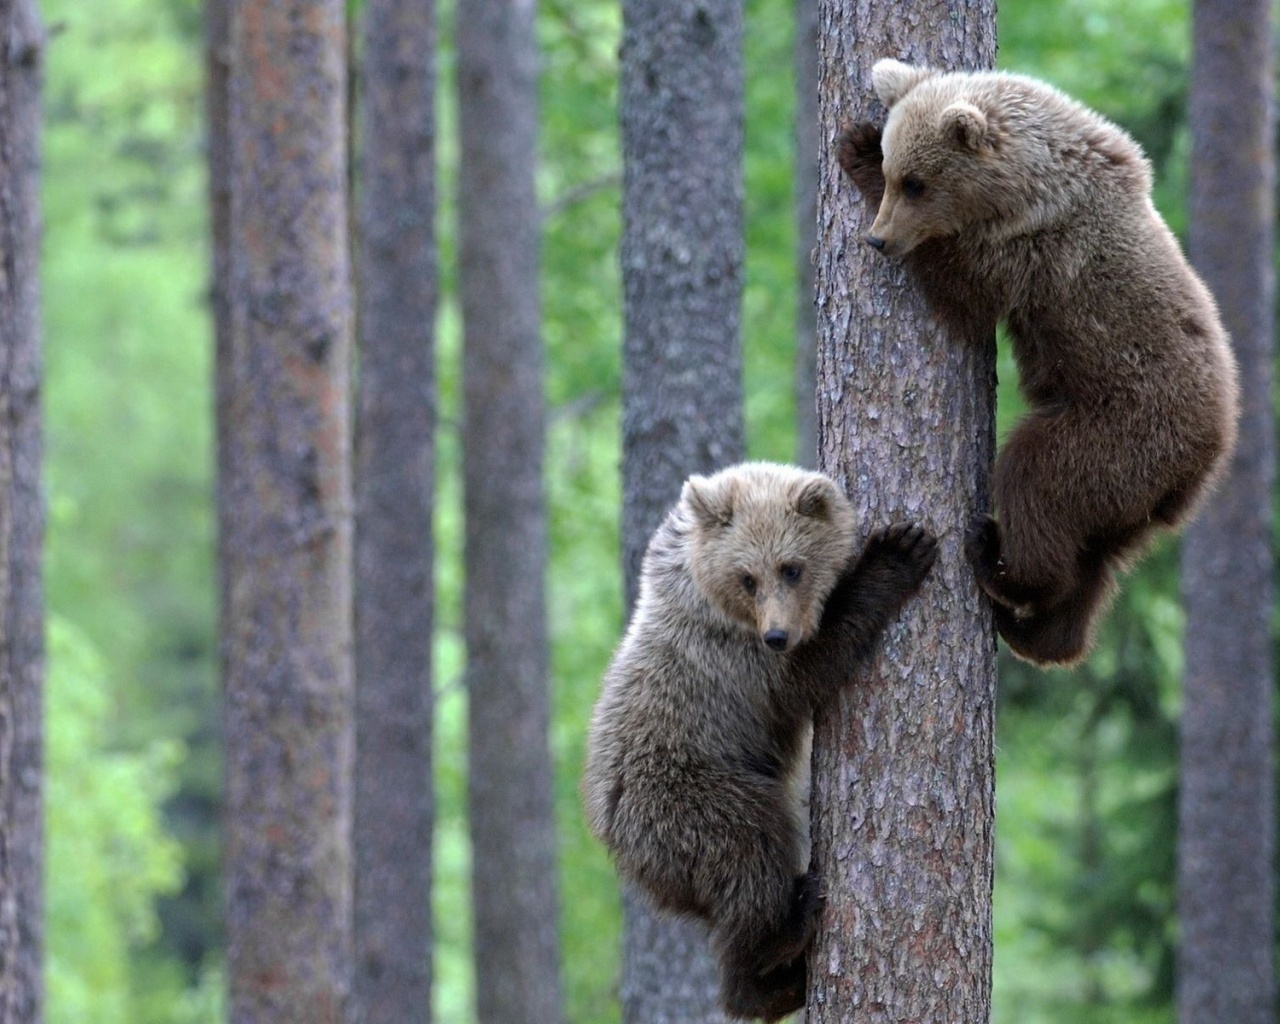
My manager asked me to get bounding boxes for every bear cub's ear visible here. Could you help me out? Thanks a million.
[791,476,836,521]
[872,58,936,108]
[684,474,737,531]
[940,100,991,151]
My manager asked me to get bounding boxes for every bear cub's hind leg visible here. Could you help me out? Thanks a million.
[717,872,821,1023]
[967,514,1119,666]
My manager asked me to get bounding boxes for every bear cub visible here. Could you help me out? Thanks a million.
[837,59,1238,667]
[582,462,937,1022]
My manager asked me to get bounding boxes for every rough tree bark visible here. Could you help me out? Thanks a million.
[617,0,744,1020]
[220,2,354,1021]
[1178,2,1275,1021]
[808,4,997,1023]
[352,0,437,1020]
[456,1,563,1021]
[0,2,44,1020]
[794,0,820,467]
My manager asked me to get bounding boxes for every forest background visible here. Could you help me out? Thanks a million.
[42,0,1228,1021]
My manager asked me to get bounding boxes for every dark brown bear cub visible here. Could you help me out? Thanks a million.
[837,59,1239,667]
[582,462,937,1021]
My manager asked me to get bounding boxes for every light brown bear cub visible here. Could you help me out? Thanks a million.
[837,59,1238,667]
[583,462,936,1022]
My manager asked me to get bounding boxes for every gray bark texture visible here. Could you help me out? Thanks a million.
[220,2,354,1021]
[0,2,44,1021]
[809,4,996,1023]
[617,0,744,1020]
[1178,2,1275,1021]
[352,0,437,1020]
[456,1,563,1021]
[794,0,820,467]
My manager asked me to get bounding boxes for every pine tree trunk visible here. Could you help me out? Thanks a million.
[456,1,563,1020]
[794,0,820,467]
[0,2,44,1020]
[809,5,997,1022]
[617,0,744,1019]
[352,0,437,1020]
[1178,2,1275,1021]
[206,0,231,645]
[220,2,354,1020]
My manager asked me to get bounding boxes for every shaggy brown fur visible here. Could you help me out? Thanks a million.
[582,462,937,1021]
[836,59,1239,667]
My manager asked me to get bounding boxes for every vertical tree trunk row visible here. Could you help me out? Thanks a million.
[810,5,997,1023]
[0,2,45,1021]
[352,0,438,1020]
[1179,2,1275,1021]
[617,0,745,1020]
[220,1,355,1020]
[456,0,564,1020]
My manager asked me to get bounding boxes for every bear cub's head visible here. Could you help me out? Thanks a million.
[681,463,857,654]
[864,58,1003,257]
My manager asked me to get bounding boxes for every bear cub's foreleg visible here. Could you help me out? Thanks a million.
[793,521,938,701]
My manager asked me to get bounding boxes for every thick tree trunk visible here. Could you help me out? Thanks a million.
[794,0,820,467]
[456,2,563,1021]
[1178,3,1275,1022]
[352,0,437,1021]
[0,3,44,1021]
[220,2,354,1021]
[617,0,744,1019]
[809,5,997,1022]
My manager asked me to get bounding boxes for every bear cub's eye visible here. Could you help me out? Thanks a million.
[901,174,927,200]
[780,564,803,585]
[742,574,758,596]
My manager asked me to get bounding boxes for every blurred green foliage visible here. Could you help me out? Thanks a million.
[39,0,1206,1021]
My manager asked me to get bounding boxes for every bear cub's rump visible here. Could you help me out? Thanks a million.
[838,60,1238,667]
[582,462,937,1022]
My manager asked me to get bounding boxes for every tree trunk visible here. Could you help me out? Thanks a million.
[220,2,354,1021]
[809,5,997,1023]
[456,2,563,1021]
[206,0,231,659]
[794,0,820,467]
[1178,2,1275,1021]
[617,0,744,1019]
[0,2,44,1020]
[352,0,437,1020]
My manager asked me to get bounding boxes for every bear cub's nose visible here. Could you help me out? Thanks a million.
[763,629,789,652]
[865,234,886,250]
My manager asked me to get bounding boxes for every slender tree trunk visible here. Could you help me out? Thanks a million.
[456,2,563,1021]
[809,5,997,1022]
[794,0,820,467]
[206,0,231,767]
[1178,3,1275,1022]
[352,0,437,1020]
[0,2,44,1020]
[220,2,354,1021]
[617,0,744,1020]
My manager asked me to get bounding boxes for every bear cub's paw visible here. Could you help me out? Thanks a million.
[964,514,1001,579]
[836,121,883,169]
[965,513,1020,610]
[786,869,823,960]
[862,521,938,596]
[836,121,886,194]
